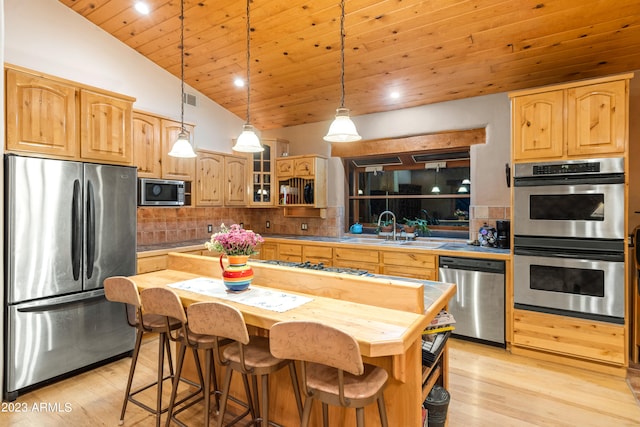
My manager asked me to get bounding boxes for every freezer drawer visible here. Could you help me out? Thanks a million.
[5,290,134,399]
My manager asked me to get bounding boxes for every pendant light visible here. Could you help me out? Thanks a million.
[168,0,197,158]
[323,0,361,143]
[232,0,264,153]
[431,165,441,194]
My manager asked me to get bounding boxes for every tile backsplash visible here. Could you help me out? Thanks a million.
[137,206,343,246]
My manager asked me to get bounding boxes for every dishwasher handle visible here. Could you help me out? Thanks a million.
[439,256,505,274]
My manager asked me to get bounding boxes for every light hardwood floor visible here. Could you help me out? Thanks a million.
[3,337,640,426]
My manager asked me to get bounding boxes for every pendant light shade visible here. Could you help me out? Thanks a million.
[324,107,361,142]
[324,0,361,143]
[233,124,263,152]
[233,0,263,153]
[168,131,196,157]
[169,0,197,158]
[431,166,441,193]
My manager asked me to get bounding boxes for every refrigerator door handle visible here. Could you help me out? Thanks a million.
[72,179,82,281]
[86,179,96,279]
[15,289,106,313]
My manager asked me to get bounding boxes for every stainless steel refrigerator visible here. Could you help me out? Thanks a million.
[4,154,137,400]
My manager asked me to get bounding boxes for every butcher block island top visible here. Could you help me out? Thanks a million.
[131,252,456,427]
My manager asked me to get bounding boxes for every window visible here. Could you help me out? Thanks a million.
[347,160,470,235]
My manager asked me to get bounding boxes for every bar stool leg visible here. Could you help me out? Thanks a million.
[377,396,389,427]
[260,374,269,426]
[288,363,303,419]
[165,342,187,427]
[155,332,167,427]
[119,328,144,424]
[301,396,313,427]
[204,350,212,427]
[355,407,365,427]
[216,366,234,427]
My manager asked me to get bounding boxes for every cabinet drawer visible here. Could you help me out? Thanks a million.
[513,309,625,365]
[382,265,436,281]
[303,245,333,259]
[382,251,436,269]
[335,247,379,264]
[278,243,302,257]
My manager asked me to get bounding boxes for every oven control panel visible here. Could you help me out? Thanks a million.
[532,162,600,175]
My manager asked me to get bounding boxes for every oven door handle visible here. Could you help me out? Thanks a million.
[514,173,624,187]
[514,247,624,262]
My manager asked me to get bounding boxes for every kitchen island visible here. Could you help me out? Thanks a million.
[131,252,456,426]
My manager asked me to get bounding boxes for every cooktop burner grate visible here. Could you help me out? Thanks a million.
[259,260,371,276]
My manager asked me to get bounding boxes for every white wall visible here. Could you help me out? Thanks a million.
[263,93,512,208]
[4,0,244,153]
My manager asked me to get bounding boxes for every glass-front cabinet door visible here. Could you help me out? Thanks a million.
[240,138,289,206]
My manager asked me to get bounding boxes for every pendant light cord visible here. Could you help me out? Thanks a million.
[339,0,346,108]
[180,0,186,133]
[245,0,251,125]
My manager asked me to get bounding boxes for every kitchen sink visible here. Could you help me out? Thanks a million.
[340,237,445,249]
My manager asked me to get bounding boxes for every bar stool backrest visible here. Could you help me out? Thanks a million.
[104,276,141,327]
[188,301,250,345]
[140,287,187,324]
[270,321,364,375]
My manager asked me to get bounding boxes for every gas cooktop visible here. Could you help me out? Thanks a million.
[257,260,371,276]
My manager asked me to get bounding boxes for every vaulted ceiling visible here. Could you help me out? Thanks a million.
[59,0,640,131]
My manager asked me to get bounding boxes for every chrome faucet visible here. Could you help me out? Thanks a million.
[378,210,396,240]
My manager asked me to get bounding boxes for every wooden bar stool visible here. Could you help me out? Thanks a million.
[269,320,389,427]
[104,276,181,427]
[140,287,252,427]
[187,301,303,427]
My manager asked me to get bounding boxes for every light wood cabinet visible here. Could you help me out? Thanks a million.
[276,155,327,208]
[239,138,289,206]
[511,74,631,162]
[258,242,278,260]
[334,247,380,273]
[161,119,196,181]
[512,309,625,366]
[303,245,333,266]
[6,66,135,165]
[195,150,225,206]
[381,251,437,280]
[132,111,162,178]
[278,243,303,262]
[224,155,248,206]
[6,68,78,158]
[80,89,133,164]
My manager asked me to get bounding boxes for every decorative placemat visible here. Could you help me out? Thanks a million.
[168,277,313,313]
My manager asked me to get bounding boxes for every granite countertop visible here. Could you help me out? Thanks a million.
[137,234,511,259]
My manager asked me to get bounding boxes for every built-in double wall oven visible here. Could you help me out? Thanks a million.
[513,157,625,323]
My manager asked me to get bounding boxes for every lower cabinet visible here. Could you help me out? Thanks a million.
[137,249,205,274]
[381,251,437,280]
[302,245,333,266]
[278,243,303,262]
[334,247,380,274]
[512,309,625,366]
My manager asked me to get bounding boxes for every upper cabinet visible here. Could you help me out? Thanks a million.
[195,150,249,207]
[5,66,134,164]
[80,89,133,164]
[132,111,162,178]
[195,150,224,207]
[6,68,78,158]
[511,74,632,162]
[237,138,289,206]
[160,119,196,181]
[132,111,196,182]
[276,155,327,208]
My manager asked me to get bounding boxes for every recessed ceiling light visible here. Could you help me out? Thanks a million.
[234,77,245,88]
[390,91,400,99]
[134,2,150,15]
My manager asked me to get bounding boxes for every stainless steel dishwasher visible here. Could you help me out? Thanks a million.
[438,256,505,346]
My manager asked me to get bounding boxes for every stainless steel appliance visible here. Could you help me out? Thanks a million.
[513,236,625,322]
[438,256,505,346]
[138,177,185,206]
[512,157,625,323]
[4,155,137,400]
[513,157,624,240]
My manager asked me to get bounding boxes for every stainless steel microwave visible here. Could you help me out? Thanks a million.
[138,178,185,206]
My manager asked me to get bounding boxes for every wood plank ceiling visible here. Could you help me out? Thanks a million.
[58,0,640,131]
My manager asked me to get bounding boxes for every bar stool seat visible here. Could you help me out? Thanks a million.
[270,320,389,427]
[104,276,182,427]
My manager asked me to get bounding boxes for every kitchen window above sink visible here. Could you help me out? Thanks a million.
[345,151,471,237]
